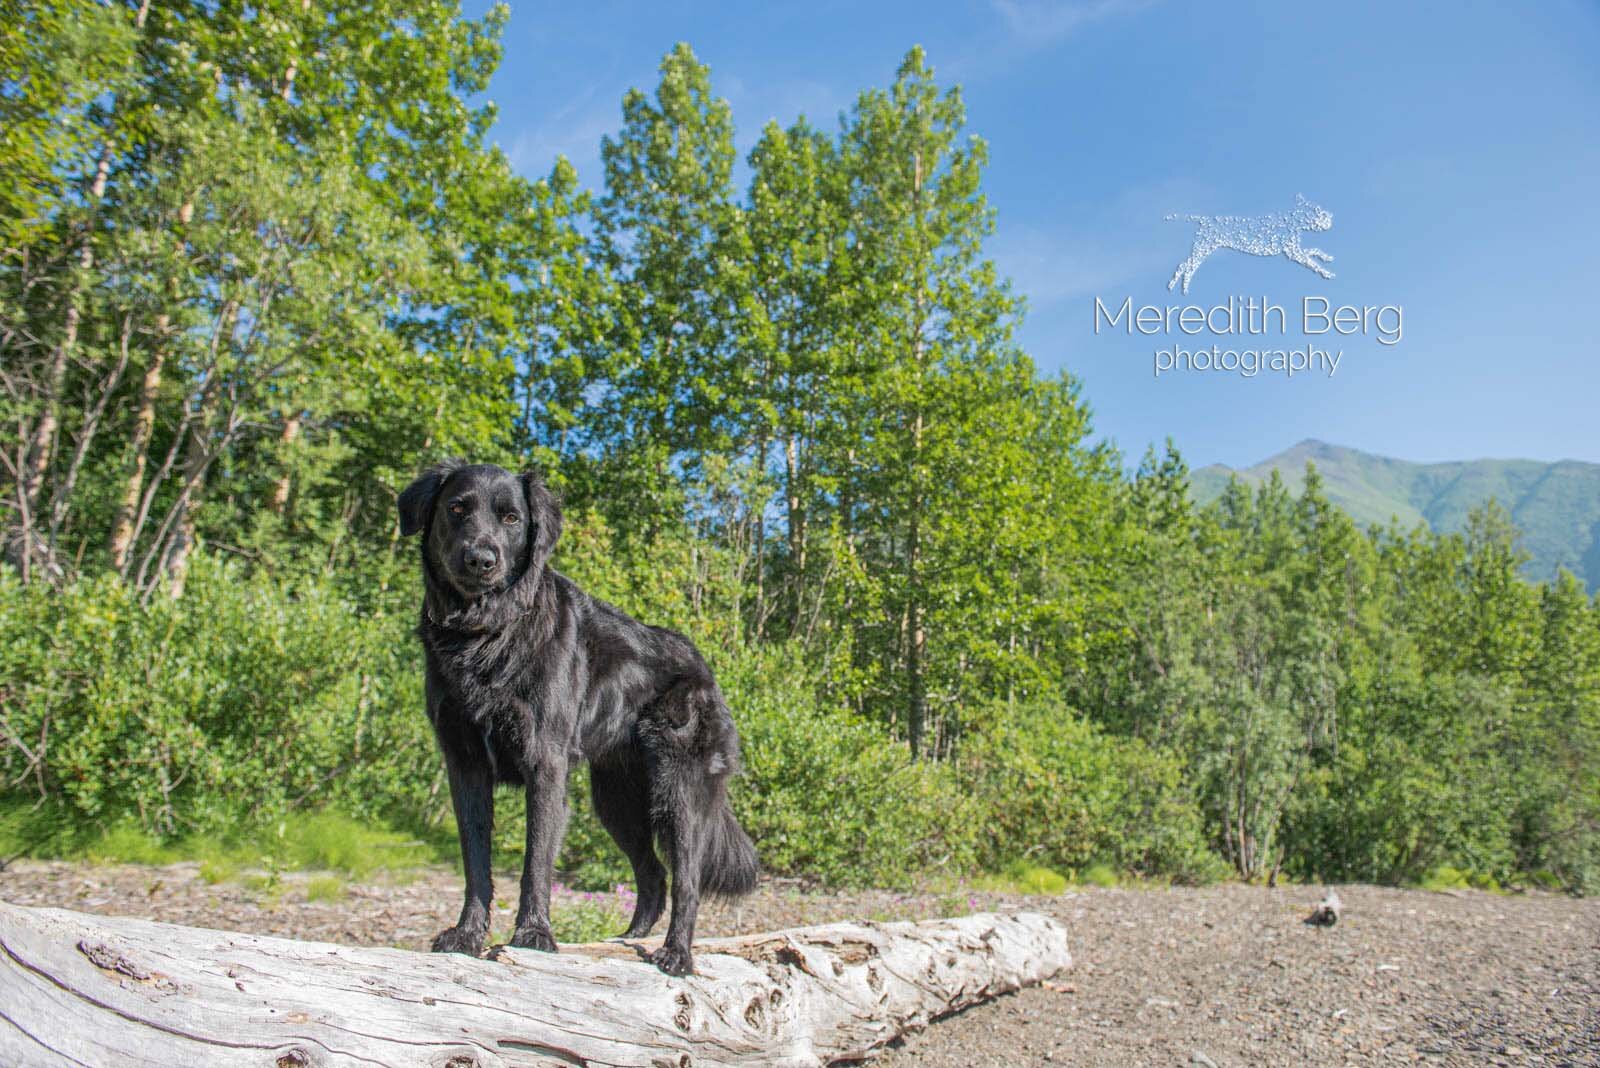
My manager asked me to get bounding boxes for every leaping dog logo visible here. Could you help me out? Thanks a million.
[1166,194,1334,293]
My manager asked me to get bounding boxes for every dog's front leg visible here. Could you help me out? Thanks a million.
[509,752,570,952]
[433,739,495,956]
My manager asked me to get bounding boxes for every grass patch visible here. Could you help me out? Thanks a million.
[1416,865,1501,893]
[0,797,442,879]
[82,823,180,866]
[1007,863,1068,895]
[304,875,346,903]
[268,813,435,877]
[549,884,631,943]
[1527,870,1564,891]
[971,861,1070,896]
[240,870,285,905]
[1417,865,1470,891]
[198,858,237,884]
[1078,862,1119,888]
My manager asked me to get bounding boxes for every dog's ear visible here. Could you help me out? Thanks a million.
[520,468,562,572]
[398,459,465,537]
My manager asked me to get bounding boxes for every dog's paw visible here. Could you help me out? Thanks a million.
[649,943,694,977]
[620,921,658,940]
[431,925,486,956]
[508,925,558,953]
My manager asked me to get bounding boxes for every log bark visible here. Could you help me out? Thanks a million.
[0,901,1069,1067]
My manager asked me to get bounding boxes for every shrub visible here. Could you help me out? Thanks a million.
[0,559,438,837]
[961,701,1225,884]
[718,644,982,888]
[2,560,1223,890]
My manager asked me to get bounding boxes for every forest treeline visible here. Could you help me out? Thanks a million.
[3,1,1596,891]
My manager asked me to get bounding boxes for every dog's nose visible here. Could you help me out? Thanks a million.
[463,545,498,574]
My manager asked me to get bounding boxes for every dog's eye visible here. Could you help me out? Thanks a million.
[449,502,466,516]
[502,512,520,525]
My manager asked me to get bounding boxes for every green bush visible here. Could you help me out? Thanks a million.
[721,644,982,887]
[1284,673,1522,888]
[961,701,1225,884]
[0,558,438,838]
[0,561,984,889]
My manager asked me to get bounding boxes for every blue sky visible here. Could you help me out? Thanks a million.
[467,0,1600,469]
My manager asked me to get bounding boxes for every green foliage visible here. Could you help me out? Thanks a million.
[1079,863,1120,889]
[1001,862,1068,895]
[962,701,1224,885]
[725,644,982,887]
[0,560,436,838]
[549,886,631,944]
[304,875,346,903]
[3,15,1595,899]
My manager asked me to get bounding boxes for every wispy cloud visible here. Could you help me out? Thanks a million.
[989,0,1158,45]
[735,78,850,134]
[500,85,621,187]
[992,232,1157,307]
[497,73,852,190]
[942,0,1158,83]
[990,175,1213,308]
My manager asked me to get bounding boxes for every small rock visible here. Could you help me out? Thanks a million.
[1191,1052,1218,1067]
[1306,889,1342,927]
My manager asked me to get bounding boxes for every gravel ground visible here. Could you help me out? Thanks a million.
[2,862,1595,1066]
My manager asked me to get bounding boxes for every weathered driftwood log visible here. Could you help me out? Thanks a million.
[0,901,1069,1067]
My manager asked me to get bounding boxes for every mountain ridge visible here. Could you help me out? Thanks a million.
[1190,440,1600,589]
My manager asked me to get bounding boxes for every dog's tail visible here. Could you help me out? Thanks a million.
[1165,213,1202,222]
[700,795,759,897]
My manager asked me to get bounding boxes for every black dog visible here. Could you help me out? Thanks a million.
[398,460,758,975]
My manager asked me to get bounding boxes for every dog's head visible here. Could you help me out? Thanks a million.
[1295,193,1333,232]
[398,460,562,606]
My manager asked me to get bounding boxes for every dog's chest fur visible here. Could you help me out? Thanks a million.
[422,618,573,769]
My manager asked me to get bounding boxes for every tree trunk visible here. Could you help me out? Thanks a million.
[907,500,925,758]
[46,312,134,551]
[18,0,158,541]
[152,300,235,596]
[904,145,929,759]
[268,413,302,515]
[107,318,168,572]
[160,416,213,599]
[0,903,1069,1068]
[18,153,109,527]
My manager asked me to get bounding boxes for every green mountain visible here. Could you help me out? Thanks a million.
[1190,440,1600,590]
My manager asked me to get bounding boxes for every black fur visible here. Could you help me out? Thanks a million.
[398,460,758,975]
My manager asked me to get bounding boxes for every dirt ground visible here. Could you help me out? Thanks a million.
[2,861,1595,1066]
